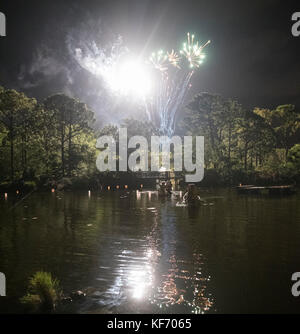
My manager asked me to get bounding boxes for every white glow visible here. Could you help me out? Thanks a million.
[109,59,152,98]
[74,46,152,99]
[128,269,148,300]
[159,166,167,172]
[132,282,146,299]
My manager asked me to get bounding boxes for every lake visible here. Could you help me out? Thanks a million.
[0,188,300,313]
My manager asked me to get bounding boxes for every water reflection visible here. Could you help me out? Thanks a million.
[104,191,214,313]
[1,189,299,313]
[153,204,213,313]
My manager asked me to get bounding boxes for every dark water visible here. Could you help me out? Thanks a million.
[0,189,300,313]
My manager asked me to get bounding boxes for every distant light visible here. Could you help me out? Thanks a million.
[136,190,141,200]
[125,185,128,189]
[51,188,55,193]
[109,57,152,98]
[132,283,145,299]
[107,186,111,190]
[4,193,7,199]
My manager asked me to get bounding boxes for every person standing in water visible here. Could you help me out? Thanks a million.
[166,180,172,194]
[183,184,201,204]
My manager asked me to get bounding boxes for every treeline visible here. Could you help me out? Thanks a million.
[0,88,97,189]
[180,92,300,185]
[0,87,299,189]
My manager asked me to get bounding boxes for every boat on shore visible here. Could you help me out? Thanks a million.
[236,184,296,195]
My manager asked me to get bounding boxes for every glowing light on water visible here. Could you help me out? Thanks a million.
[136,190,141,200]
[129,269,148,299]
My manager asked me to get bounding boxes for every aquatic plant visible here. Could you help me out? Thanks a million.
[20,271,61,313]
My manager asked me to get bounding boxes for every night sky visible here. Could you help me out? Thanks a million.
[0,0,299,122]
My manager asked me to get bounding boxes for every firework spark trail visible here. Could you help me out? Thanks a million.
[70,31,209,136]
[145,70,189,136]
[168,71,193,135]
[147,70,192,136]
[146,33,210,137]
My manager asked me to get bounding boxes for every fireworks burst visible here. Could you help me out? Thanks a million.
[145,32,210,136]
[179,32,211,68]
[167,49,181,68]
[72,31,210,136]
[149,50,169,71]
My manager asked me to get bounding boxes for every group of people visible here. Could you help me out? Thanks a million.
[157,180,173,196]
[157,180,202,206]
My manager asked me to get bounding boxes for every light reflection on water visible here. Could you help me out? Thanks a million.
[1,189,300,313]
[92,191,214,314]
